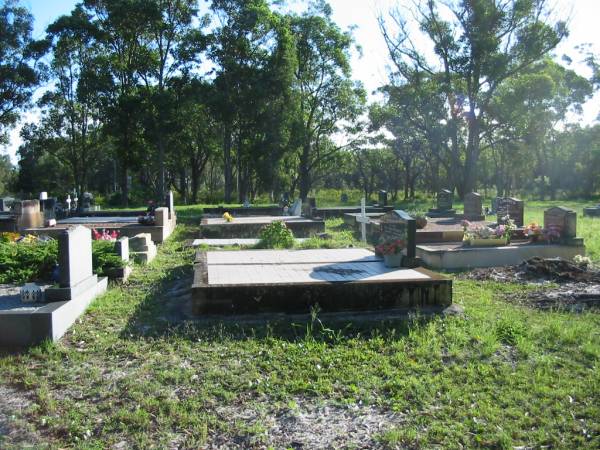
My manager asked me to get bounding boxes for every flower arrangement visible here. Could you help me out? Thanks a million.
[92,229,119,241]
[463,216,514,245]
[543,224,561,243]
[222,212,234,222]
[525,222,542,237]
[0,232,21,243]
[375,239,405,255]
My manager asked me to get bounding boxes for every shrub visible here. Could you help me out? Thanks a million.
[257,221,295,249]
[0,240,58,284]
[92,240,126,276]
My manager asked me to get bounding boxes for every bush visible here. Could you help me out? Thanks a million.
[256,221,295,249]
[0,240,58,284]
[92,240,126,276]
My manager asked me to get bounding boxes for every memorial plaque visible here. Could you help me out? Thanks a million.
[155,207,168,226]
[496,197,524,227]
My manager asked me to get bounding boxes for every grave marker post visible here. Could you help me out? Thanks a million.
[356,198,370,243]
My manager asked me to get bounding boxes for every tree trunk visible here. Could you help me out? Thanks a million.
[298,144,311,201]
[121,165,129,207]
[190,159,199,204]
[223,126,233,203]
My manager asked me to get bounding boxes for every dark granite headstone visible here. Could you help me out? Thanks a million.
[378,190,388,207]
[427,189,456,217]
[340,193,349,203]
[496,197,524,227]
[544,206,576,239]
[379,210,417,263]
[0,198,5,212]
[464,192,484,221]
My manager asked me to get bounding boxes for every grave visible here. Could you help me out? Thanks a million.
[192,248,452,315]
[0,225,108,347]
[417,205,585,270]
[192,238,309,247]
[427,189,456,218]
[379,210,419,267]
[26,203,176,243]
[583,203,600,217]
[202,205,284,217]
[200,215,325,239]
[129,233,157,264]
[106,237,133,282]
[496,197,524,227]
[463,192,485,221]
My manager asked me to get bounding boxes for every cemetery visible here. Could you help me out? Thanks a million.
[1,0,600,448]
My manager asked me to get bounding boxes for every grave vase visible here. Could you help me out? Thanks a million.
[383,253,402,268]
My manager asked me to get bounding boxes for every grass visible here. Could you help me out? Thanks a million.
[0,203,599,448]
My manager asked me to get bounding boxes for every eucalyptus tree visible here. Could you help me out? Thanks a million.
[209,0,296,202]
[380,0,568,197]
[139,0,207,199]
[40,6,105,194]
[0,0,47,142]
[289,1,365,200]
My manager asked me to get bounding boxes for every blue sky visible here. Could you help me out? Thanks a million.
[4,0,600,163]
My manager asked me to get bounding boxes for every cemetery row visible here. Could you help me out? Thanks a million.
[0,193,178,348]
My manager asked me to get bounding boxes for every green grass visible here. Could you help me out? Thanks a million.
[1,204,599,448]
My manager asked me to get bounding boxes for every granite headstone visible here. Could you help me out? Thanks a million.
[464,192,484,221]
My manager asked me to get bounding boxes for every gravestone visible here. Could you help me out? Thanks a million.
[129,233,157,264]
[0,198,5,212]
[496,197,524,227]
[464,192,484,221]
[154,207,168,227]
[165,190,175,219]
[427,189,456,217]
[583,203,600,217]
[491,197,500,214]
[289,199,302,216]
[356,198,369,243]
[379,210,418,267]
[17,200,44,229]
[378,190,388,207]
[114,237,129,262]
[544,206,577,242]
[45,225,98,301]
[340,193,349,203]
[42,197,57,222]
[302,197,316,218]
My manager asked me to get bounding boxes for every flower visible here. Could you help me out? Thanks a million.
[92,228,119,241]
[543,224,561,243]
[525,222,542,237]
[375,239,405,255]
[223,212,234,222]
[461,220,471,231]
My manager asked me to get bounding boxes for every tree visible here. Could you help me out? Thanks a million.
[380,0,568,197]
[0,0,47,142]
[0,153,15,195]
[290,1,365,200]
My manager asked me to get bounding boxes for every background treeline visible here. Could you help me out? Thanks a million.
[0,0,599,206]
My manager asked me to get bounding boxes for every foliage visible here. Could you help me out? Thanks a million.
[0,239,58,284]
[92,240,126,276]
[256,220,295,249]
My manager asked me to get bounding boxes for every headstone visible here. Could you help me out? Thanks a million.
[42,197,57,222]
[427,189,456,217]
[0,198,5,212]
[437,189,453,210]
[154,207,168,226]
[378,190,388,207]
[356,198,370,243]
[17,200,44,229]
[340,193,349,203]
[497,197,524,227]
[491,197,500,214]
[583,203,600,217]
[165,190,175,219]
[129,233,157,264]
[45,225,98,301]
[464,192,484,221]
[81,192,93,211]
[544,206,576,239]
[114,237,129,262]
[379,210,417,264]
[289,199,302,216]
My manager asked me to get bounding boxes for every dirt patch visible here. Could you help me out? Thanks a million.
[209,397,403,449]
[0,384,43,448]
[461,257,600,311]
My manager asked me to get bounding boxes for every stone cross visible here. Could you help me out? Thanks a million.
[356,197,370,243]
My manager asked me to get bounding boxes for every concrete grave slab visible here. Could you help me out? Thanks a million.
[200,215,325,238]
[192,248,452,314]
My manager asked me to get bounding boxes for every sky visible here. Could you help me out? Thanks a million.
[3,0,600,164]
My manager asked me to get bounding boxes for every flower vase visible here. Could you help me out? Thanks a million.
[383,253,402,268]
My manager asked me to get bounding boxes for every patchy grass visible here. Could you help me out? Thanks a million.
[0,204,599,448]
